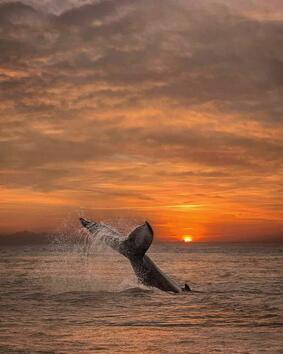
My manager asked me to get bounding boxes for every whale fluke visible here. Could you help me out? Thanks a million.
[79,217,190,293]
[123,221,153,257]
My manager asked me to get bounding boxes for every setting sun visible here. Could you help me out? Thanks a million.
[183,235,193,243]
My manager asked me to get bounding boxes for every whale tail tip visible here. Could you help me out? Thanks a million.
[79,217,90,227]
[182,283,191,292]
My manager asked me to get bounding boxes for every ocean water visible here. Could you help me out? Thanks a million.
[0,238,282,353]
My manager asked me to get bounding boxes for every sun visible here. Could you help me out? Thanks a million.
[183,235,193,243]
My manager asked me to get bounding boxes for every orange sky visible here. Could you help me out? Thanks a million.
[0,0,283,242]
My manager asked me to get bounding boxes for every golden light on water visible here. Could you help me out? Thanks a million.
[183,235,193,243]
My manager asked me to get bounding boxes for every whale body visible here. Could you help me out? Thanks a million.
[79,217,191,293]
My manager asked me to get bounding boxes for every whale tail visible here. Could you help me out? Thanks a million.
[122,221,153,257]
[79,217,187,293]
[79,217,153,258]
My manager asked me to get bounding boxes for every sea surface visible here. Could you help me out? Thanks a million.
[0,238,282,353]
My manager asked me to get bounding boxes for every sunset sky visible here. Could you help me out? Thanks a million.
[0,0,282,242]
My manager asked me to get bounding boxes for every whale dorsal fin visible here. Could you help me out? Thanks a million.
[124,221,153,257]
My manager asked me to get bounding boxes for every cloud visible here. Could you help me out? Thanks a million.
[0,0,96,15]
[1,1,282,114]
[0,0,282,238]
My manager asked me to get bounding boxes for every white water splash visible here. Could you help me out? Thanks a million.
[35,217,144,294]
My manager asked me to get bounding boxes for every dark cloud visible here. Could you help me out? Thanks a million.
[1,1,282,117]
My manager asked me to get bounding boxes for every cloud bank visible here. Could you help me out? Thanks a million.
[0,0,282,240]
